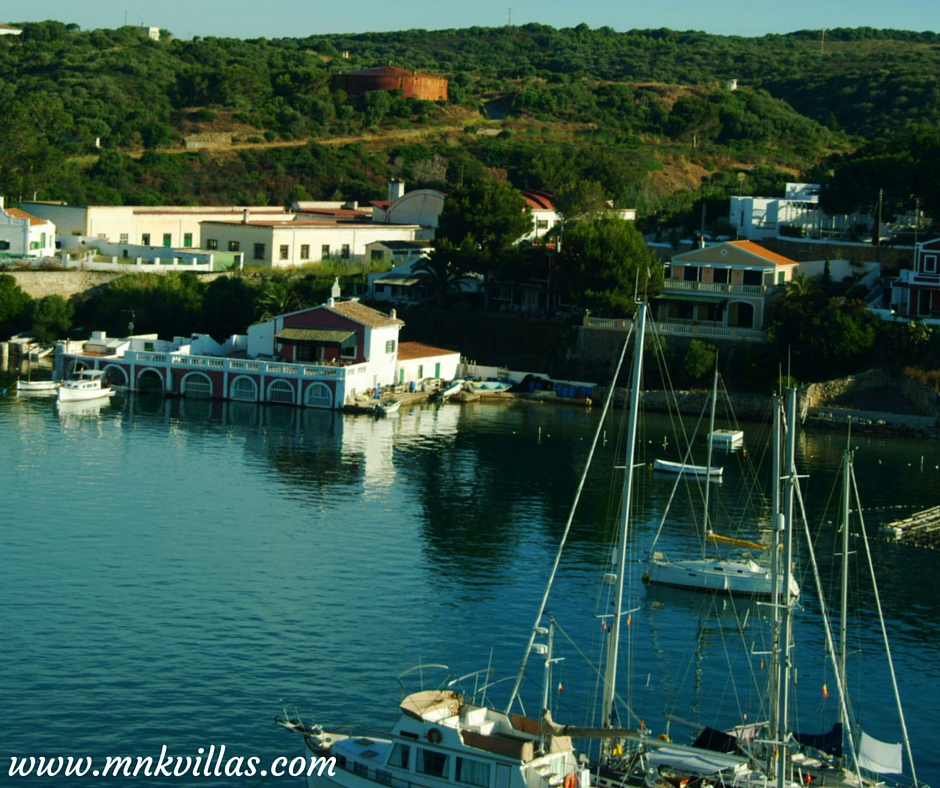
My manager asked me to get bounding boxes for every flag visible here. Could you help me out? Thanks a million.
[558,682,563,694]
[822,683,829,699]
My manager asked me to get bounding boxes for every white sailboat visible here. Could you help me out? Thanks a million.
[645,364,800,599]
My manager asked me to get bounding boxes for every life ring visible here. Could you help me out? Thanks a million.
[564,774,580,788]
[427,728,443,744]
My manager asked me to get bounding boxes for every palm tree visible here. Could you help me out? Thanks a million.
[413,240,475,306]
[257,277,299,320]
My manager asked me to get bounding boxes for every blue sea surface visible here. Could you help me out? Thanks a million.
[1,383,938,787]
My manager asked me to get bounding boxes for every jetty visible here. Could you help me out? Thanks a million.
[880,505,940,547]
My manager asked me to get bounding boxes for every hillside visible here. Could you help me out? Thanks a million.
[2,21,940,230]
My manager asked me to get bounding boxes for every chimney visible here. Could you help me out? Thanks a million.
[390,308,397,320]
[242,209,249,224]
[331,276,341,301]
[699,235,706,249]
[388,179,405,202]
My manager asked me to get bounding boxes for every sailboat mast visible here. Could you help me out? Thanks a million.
[775,388,798,788]
[839,447,851,752]
[600,302,647,741]
[768,395,782,739]
[702,359,718,549]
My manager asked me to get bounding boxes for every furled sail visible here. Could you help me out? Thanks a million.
[858,730,903,774]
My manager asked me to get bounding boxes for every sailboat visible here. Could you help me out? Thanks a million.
[15,349,59,393]
[644,364,800,599]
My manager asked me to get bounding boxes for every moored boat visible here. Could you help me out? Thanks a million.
[374,398,401,416]
[278,665,589,788]
[652,458,722,477]
[16,378,59,393]
[57,369,113,402]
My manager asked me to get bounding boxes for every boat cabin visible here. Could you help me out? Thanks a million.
[315,690,584,788]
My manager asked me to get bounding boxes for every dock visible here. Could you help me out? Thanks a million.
[880,505,940,547]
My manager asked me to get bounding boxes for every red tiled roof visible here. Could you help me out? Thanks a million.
[727,240,798,266]
[328,300,404,328]
[397,341,459,361]
[6,208,47,226]
[521,189,555,211]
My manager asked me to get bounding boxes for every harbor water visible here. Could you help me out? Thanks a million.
[1,378,938,787]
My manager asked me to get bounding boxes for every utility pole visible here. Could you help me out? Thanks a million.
[876,189,883,263]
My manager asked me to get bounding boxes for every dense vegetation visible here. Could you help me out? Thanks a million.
[4,20,940,229]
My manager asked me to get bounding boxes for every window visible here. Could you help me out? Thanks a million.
[683,266,701,282]
[388,744,410,770]
[142,233,151,245]
[163,233,172,247]
[296,345,313,362]
[29,241,39,250]
[416,750,448,779]
[321,244,330,259]
[371,249,384,261]
[918,290,933,316]
[712,268,729,284]
[0,241,9,250]
[206,239,218,250]
[229,241,240,252]
[924,254,938,274]
[300,244,310,260]
[742,269,763,286]
[536,219,549,230]
[456,759,490,787]
[279,245,289,260]
[120,233,129,244]
[341,244,350,259]
[341,342,357,359]
[777,270,786,285]
[417,365,423,378]
[254,243,266,260]
[184,233,193,248]
[385,340,396,354]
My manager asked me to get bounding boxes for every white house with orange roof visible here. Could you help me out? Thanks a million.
[0,198,56,258]
[654,240,799,340]
[395,342,461,387]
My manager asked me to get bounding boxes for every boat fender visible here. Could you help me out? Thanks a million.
[656,733,670,743]
[427,728,443,744]
[564,774,580,788]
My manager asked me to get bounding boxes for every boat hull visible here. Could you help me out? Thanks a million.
[57,386,113,402]
[645,556,800,598]
[653,459,723,477]
[16,380,58,392]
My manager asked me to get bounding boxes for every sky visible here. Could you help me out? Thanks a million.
[3,0,939,40]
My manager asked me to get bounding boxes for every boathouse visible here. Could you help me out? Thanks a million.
[56,291,405,409]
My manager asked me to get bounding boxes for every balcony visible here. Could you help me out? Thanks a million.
[583,316,764,342]
[662,280,769,296]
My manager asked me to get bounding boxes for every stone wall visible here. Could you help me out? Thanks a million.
[5,269,231,299]
[5,270,125,298]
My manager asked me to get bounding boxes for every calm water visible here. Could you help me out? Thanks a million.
[1,373,939,787]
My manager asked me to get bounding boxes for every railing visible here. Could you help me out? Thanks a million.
[582,317,764,341]
[128,350,357,379]
[655,322,765,342]
[663,280,767,296]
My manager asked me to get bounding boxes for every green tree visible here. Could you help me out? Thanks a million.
[559,217,662,316]
[0,274,32,335]
[553,179,610,220]
[681,339,718,383]
[413,241,476,306]
[257,276,300,320]
[435,177,533,277]
[28,295,74,343]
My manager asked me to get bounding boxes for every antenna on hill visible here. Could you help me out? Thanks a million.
[508,7,512,26]
[821,28,826,55]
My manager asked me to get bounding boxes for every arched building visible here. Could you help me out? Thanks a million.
[331,66,448,101]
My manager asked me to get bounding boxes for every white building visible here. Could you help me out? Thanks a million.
[730,183,872,241]
[0,199,56,258]
[395,342,461,386]
[247,291,404,393]
[18,202,289,250]
[0,24,22,36]
[200,218,422,268]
